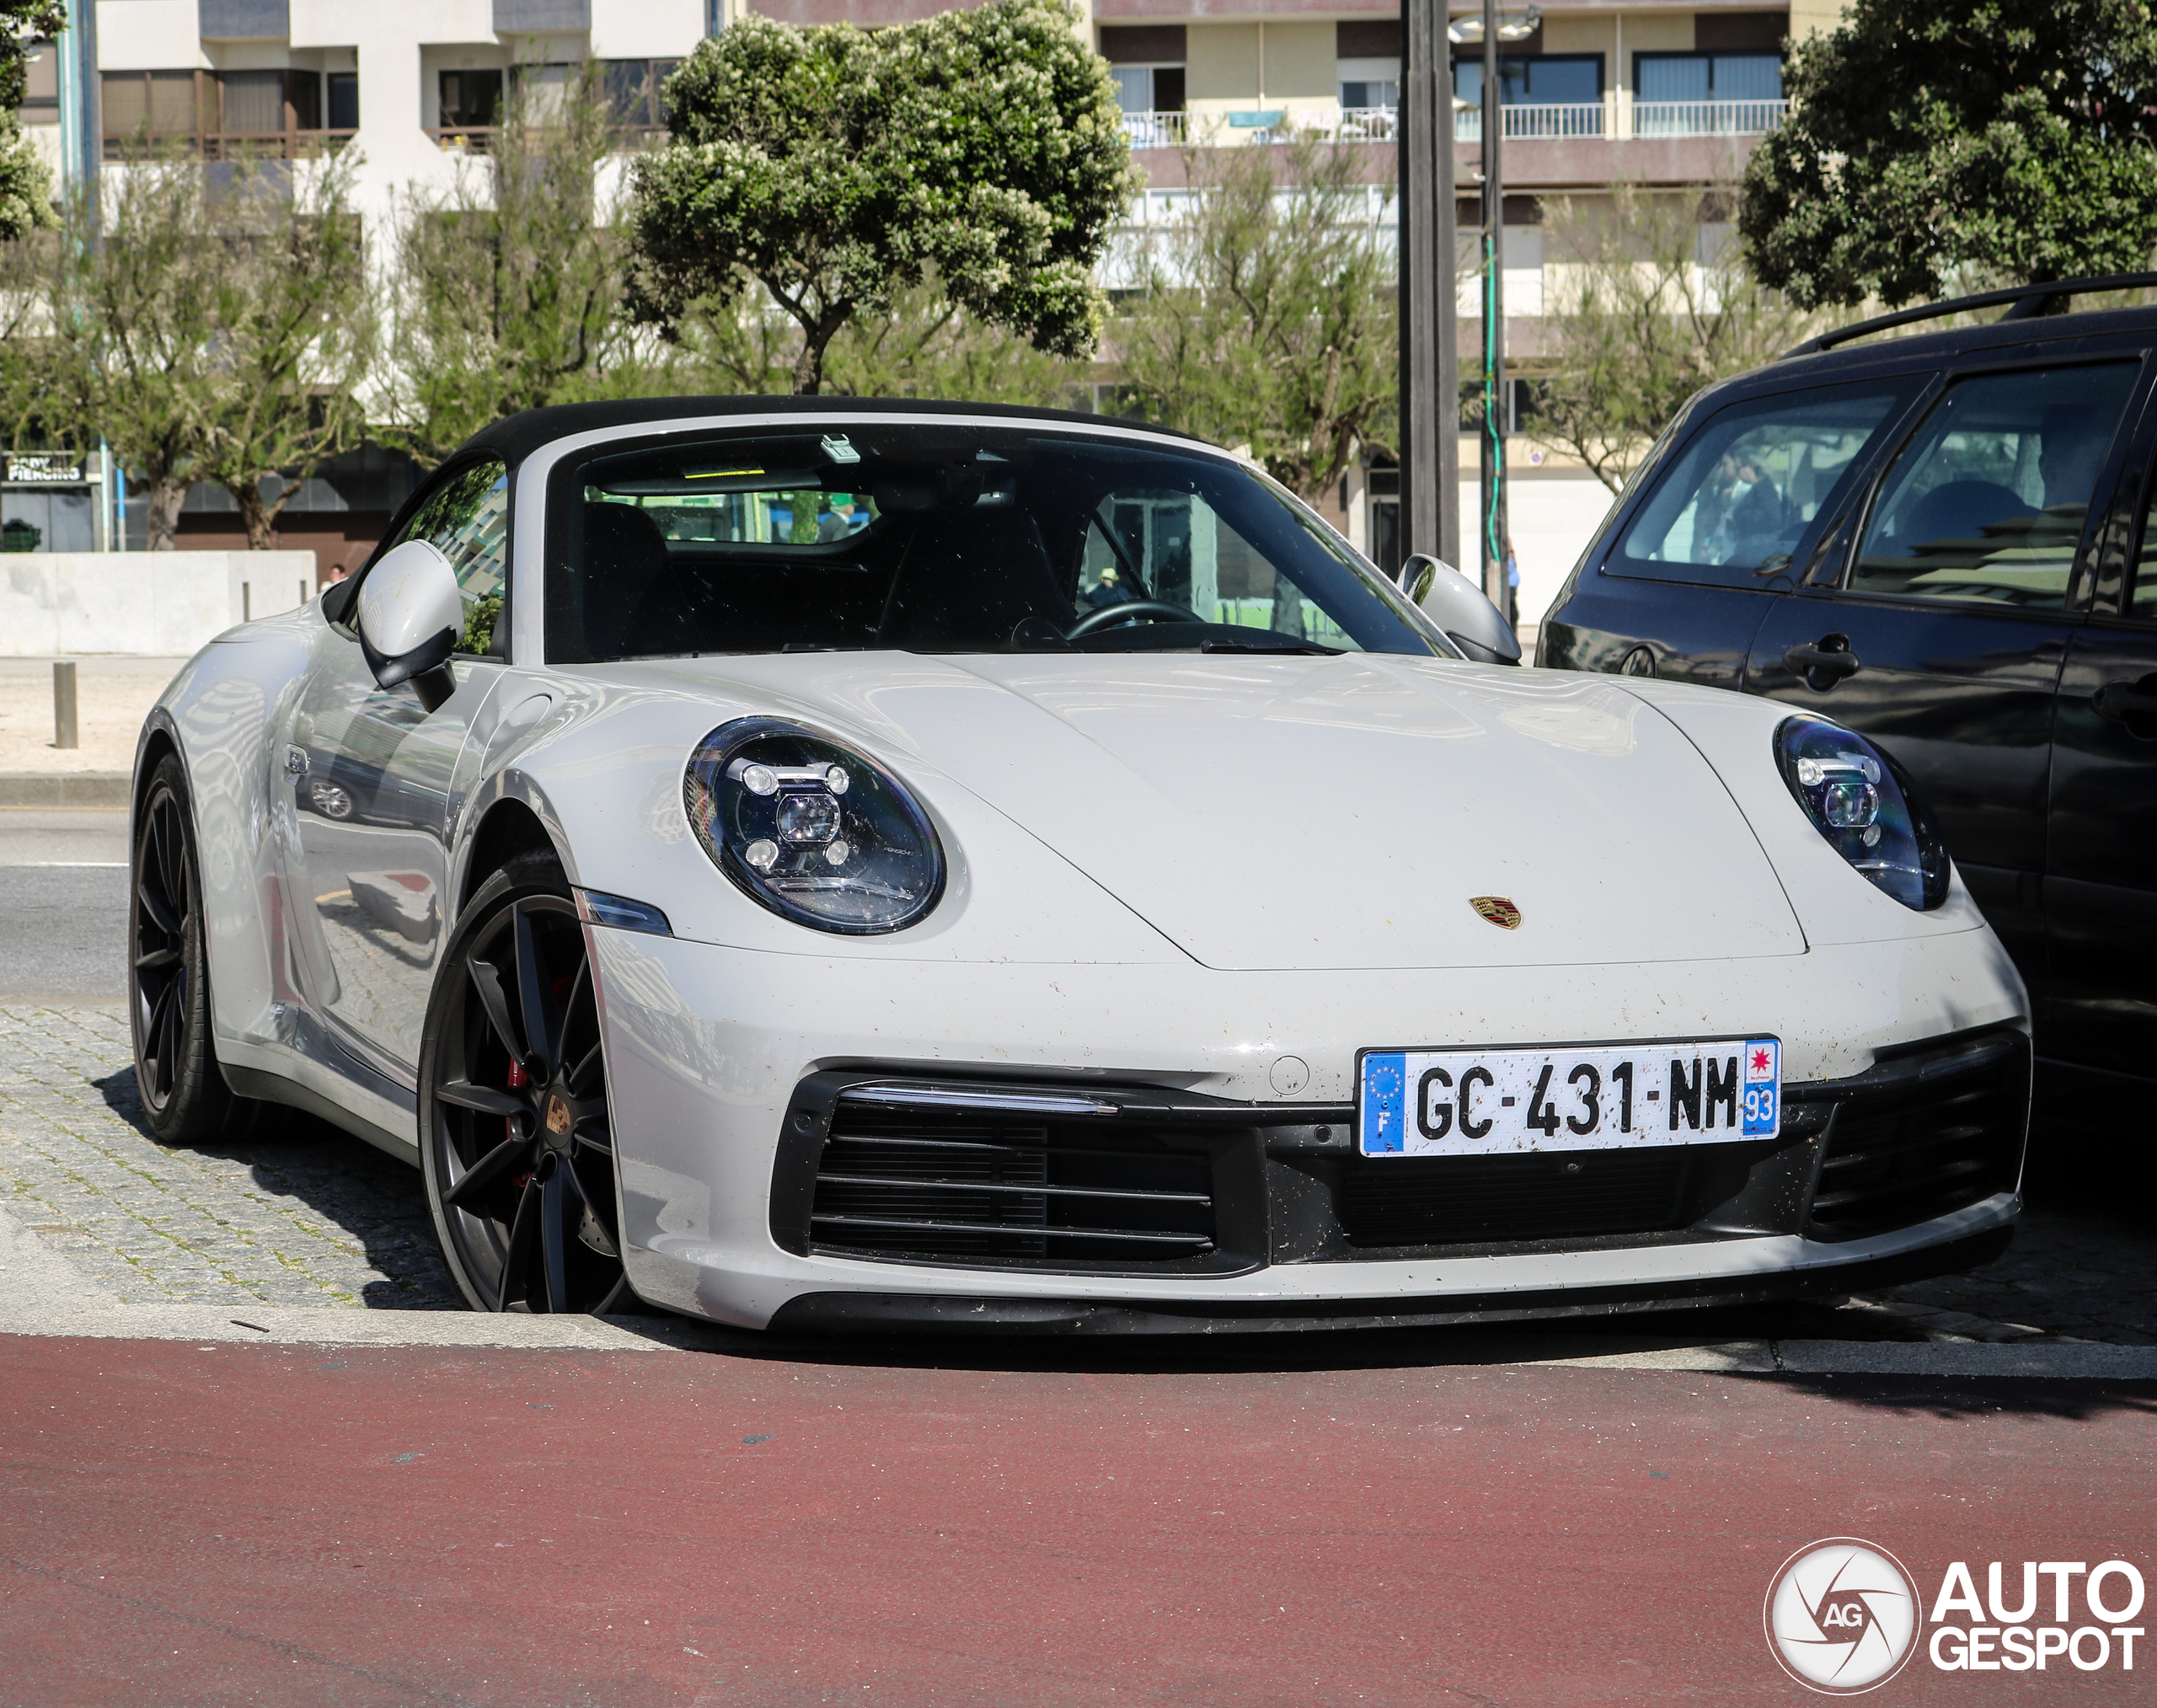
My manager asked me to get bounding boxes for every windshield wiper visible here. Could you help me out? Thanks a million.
[1197,636,1341,656]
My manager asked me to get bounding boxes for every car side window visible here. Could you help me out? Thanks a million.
[2128,461,2157,622]
[383,458,511,655]
[1849,363,2139,610]
[1608,379,1920,590]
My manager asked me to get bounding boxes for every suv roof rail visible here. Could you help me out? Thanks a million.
[1784,272,2157,358]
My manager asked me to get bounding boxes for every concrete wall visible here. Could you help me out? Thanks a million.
[0,551,317,656]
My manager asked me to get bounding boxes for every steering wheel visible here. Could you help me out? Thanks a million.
[1066,600,1206,640]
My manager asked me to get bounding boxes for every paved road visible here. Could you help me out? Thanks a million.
[0,866,130,1005]
[2,1332,2151,1706]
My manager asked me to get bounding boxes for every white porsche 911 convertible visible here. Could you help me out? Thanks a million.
[129,399,2030,1331]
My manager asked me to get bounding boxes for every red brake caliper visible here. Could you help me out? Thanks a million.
[506,1056,531,1186]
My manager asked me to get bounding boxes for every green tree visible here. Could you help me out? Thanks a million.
[679,274,1089,405]
[0,154,223,549]
[387,62,656,466]
[194,154,377,549]
[0,4,63,242]
[628,0,1135,394]
[1115,132,1396,501]
[1538,185,1824,493]
[1741,0,2157,308]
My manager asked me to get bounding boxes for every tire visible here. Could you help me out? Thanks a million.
[418,853,636,1314]
[130,753,251,1144]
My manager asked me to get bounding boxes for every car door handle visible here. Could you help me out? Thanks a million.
[1784,637,1861,687]
[2093,680,2157,726]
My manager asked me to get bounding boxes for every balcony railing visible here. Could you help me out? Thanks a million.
[1633,99,1790,137]
[1121,110,1187,149]
[1446,96,1786,144]
[1331,106,1397,142]
[1454,104,1606,142]
[104,127,358,161]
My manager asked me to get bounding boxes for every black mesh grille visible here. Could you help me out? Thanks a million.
[1804,1035,2028,1243]
[1339,1148,1703,1248]
[809,1107,1217,1266]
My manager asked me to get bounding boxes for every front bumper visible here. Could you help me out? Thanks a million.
[587,925,2028,1331]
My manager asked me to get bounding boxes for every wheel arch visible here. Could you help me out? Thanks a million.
[457,784,576,921]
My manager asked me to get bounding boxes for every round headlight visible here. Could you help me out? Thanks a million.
[684,718,945,934]
[1774,715,1948,911]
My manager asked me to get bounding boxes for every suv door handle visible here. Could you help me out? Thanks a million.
[1784,635,1861,689]
[2093,679,2157,730]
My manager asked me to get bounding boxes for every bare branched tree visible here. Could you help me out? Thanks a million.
[386,61,658,467]
[1536,183,1827,495]
[1115,132,1397,501]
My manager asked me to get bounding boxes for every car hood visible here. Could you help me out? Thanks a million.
[753,652,1806,972]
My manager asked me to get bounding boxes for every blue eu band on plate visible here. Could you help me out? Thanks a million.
[1359,1038,1780,1157]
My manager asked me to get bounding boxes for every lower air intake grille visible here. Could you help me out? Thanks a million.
[809,1105,1218,1267]
[1339,1148,1704,1248]
[1804,1031,2028,1243]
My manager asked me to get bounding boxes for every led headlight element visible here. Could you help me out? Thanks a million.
[685,718,945,933]
[1774,715,1948,911]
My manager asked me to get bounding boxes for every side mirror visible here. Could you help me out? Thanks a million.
[356,539,463,709]
[1399,553,1522,667]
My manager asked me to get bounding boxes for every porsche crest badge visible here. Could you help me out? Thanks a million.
[546,1095,572,1137]
[1469,896,1522,929]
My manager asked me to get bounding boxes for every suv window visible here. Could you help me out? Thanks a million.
[1851,362,2139,609]
[1609,378,1920,589]
[381,458,511,655]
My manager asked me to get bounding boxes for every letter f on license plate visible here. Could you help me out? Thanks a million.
[1358,1036,1781,1157]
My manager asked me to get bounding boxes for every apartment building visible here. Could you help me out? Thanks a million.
[14,1,1838,611]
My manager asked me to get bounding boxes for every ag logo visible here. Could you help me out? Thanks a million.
[1765,1539,1920,1694]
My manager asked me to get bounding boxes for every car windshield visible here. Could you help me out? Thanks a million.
[543,422,1447,662]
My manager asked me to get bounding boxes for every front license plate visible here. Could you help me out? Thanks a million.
[1358,1038,1780,1157]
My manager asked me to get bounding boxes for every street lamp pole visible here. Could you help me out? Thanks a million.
[1399,3,1459,572]
[1479,0,1509,618]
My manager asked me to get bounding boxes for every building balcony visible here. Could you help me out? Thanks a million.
[1453,96,1787,143]
[103,127,357,162]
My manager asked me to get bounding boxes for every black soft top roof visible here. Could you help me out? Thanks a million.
[462,394,1207,468]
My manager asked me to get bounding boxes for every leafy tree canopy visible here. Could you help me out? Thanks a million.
[0,3,64,241]
[628,0,1136,393]
[1742,0,2157,308]
[1116,134,1396,503]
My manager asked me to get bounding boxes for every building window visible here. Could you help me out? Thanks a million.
[1338,57,1400,112]
[101,70,202,150]
[1110,64,1184,115]
[602,58,682,129]
[438,68,504,131]
[1635,52,1783,104]
[328,71,358,130]
[18,39,56,119]
[1453,55,1604,106]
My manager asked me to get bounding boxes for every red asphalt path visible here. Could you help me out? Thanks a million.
[2,1334,2152,1707]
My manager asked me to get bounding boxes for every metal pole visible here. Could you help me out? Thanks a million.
[1399,3,1436,570]
[1480,0,1508,612]
[53,661,78,751]
[1399,3,1462,572]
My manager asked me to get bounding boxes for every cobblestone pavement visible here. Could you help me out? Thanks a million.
[0,1005,456,1309]
[2,1004,2151,1341]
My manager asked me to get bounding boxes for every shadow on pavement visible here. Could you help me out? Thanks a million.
[95,1064,461,1309]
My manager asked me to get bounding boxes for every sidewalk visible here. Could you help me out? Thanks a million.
[0,657,184,784]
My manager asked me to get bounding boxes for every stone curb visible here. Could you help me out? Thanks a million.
[0,1307,2153,1378]
[0,773,131,808]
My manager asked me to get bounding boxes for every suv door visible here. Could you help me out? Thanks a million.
[2046,389,2157,1079]
[1540,376,1925,688]
[1744,356,2147,988]
[284,458,512,1073]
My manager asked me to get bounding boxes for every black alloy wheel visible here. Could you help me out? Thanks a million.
[130,754,244,1143]
[420,857,634,1314]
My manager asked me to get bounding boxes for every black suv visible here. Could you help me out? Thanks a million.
[1539,276,2157,1095]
